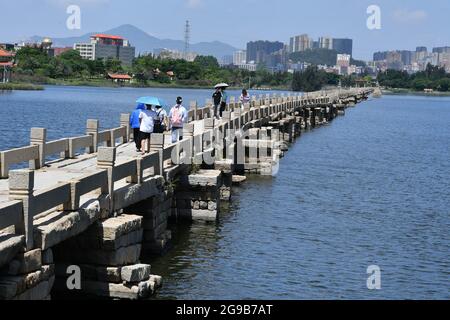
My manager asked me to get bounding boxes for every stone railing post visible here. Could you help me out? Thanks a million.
[234,108,242,130]
[86,119,99,153]
[120,113,131,143]
[30,128,46,170]
[97,147,116,211]
[222,111,231,130]
[150,134,164,176]
[9,170,34,250]
[229,96,235,111]
[190,101,198,120]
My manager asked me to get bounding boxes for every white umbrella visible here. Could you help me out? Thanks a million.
[214,83,229,89]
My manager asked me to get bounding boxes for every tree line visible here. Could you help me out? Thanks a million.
[377,64,450,92]
[12,47,293,88]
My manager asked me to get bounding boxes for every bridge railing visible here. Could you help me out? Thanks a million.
[0,88,373,250]
[0,114,132,179]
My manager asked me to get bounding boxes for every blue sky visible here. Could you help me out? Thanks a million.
[1,0,449,60]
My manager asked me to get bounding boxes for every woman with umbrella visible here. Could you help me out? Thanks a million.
[213,83,229,119]
[135,96,166,154]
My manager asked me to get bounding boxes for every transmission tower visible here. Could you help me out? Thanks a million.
[184,20,191,60]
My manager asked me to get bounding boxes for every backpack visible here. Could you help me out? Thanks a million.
[171,107,183,128]
[154,109,165,133]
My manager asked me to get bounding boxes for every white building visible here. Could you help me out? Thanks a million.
[337,54,351,75]
[233,50,247,65]
[236,63,257,72]
[74,34,135,66]
[290,34,312,53]
[319,37,333,50]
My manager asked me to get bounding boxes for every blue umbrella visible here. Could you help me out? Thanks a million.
[136,96,167,108]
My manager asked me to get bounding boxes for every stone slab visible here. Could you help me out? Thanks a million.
[121,264,151,283]
[33,199,104,250]
[0,234,24,268]
[15,249,42,274]
[53,244,141,267]
[93,215,143,241]
[177,209,218,222]
[79,278,156,300]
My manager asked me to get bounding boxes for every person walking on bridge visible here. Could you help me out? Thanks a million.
[240,89,251,108]
[130,103,146,152]
[220,86,228,118]
[169,97,188,143]
[212,87,222,120]
[139,104,157,154]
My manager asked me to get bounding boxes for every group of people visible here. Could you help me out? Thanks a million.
[130,88,252,154]
[130,96,187,154]
[213,87,251,120]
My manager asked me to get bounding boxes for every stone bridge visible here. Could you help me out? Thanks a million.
[0,88,373,300]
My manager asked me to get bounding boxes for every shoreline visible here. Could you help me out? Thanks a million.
[7,78,291,92]
[0,83,44,91]
[382,88,450,97]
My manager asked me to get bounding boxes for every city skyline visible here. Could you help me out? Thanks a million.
[1,0,449,60]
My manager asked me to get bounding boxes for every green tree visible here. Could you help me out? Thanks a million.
[194,55,219,69]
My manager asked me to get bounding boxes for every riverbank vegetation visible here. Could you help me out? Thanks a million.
[11,47,293,89]
[292,66,340,91]
[11,46,380,92]
[377,64,450,92]
[0,83,44,91]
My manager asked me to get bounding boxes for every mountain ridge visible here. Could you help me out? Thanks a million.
[27,24,239,60]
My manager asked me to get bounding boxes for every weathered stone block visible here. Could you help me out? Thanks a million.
[54,244,141,267]
[34,199,103,250]
[79,279,156,300]
[0,234,24,269]
[55,264,121,283]
[121,264,151,283]
[96,215,143,241]
[178,170,222,187]
[12,277,52,300]
[177,209,218,222]
[15,249,42,274]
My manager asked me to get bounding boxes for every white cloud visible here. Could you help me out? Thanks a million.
[393,9,427,23]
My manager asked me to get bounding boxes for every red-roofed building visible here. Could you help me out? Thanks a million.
[0,49,15,83]
[74,34,135,66]
[107,73,133,84]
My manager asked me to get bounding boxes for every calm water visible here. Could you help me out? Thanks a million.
[1,87,449,299]
[0,85,286,151]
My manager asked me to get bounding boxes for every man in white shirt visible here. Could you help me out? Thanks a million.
[139,104,157,154]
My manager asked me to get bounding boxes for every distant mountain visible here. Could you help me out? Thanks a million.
[28,24,239,60]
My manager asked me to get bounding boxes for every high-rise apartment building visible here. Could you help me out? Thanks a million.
[332,38,353,56]
[246,41,284,64]
[233,50,247,65]
[319,37,333,50]
[289,34,312,53]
